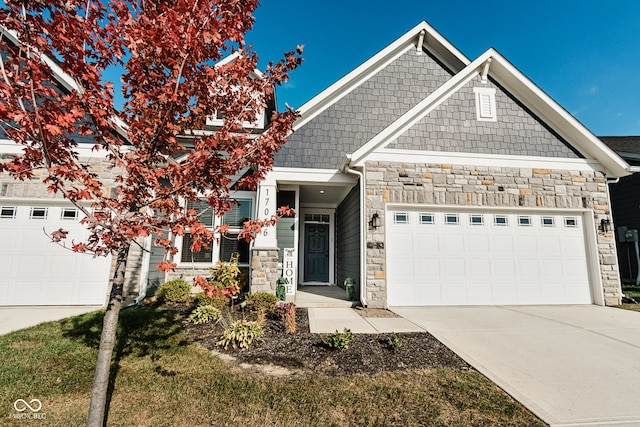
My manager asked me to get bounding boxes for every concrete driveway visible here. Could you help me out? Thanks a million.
[392,305,640,427]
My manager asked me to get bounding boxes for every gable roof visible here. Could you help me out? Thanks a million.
[346,48,630,178]
[293,21,469,131]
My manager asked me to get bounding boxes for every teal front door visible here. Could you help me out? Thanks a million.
[304,224,329,282]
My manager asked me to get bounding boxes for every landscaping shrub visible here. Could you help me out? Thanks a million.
[188,305,222,325]
[196,259,241,298]
[192,293,229,310]
[387,332,402,351]
[276,301,297,334]
[156,279,191,303]
[217,320,263,350]
[323,328,354,350]
[246,292,278,326]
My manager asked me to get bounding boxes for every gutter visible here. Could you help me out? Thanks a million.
[134,236,152,305]
[340,155,367,307]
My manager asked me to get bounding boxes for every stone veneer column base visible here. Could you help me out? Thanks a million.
[251,248,280,293]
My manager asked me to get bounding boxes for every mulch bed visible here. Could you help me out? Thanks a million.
[181,305,471,376]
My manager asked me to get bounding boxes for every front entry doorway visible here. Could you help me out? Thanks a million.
[304,223,329,282]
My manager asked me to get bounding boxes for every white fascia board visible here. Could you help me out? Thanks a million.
[293,21,470,131]
[1,27,79,93]
[483,49,630,178]
[265,167,357,186]
[215,51,264,79]
[366,149,606,172]
[0,138,114,158]
[350,53,490,166]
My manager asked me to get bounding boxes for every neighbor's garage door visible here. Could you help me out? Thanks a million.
[0,204,111,306]
[387,209,592,306]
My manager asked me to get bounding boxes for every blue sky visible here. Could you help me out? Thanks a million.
[244,0,640,136]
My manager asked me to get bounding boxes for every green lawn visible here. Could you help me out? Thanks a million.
[0,307,545,426]
[622,284,640,300]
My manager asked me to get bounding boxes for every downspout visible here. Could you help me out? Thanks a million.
[341,155,367,307]
[134,236,152,305]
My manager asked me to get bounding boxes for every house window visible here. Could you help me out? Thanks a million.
[30,207,48,219]
[304,213,330,223]
[393,212,409,224]
[61,208,79,220]
[1,206,16,219]
[419,213,434,224]
[473,87,497,121]
[542,217,554,227]
[494,215,508,226]
[469,214,484,225]
[564,217,578,228]
[445,214,459,225]
[180,198,253,264]
[518,216,532,226]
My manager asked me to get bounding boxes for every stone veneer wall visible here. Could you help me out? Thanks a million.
[250,248,280,293]
[364,160,621,308]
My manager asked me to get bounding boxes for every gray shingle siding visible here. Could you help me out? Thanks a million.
[389,78,583,158]
[336,183,360,291]
[275,48,455,169]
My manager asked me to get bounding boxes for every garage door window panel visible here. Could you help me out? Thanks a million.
[518,216,532,227]
[444,214,459,225]
[564,217,578,228]
[419,213,434,224]
[493,215,508,226]
[393,212,409,224]
[30,207,48,219]
[1,207,16,219]
[469,214,484,226]
[61,208,79,220]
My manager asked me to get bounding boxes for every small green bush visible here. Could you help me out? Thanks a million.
[323,328,354,350]
[246,292,278,326]
[188,305,222,325]
[156,280,191,303]
[217,320,263,350]
[245,292,278,312]
[192,293,229,310]
[387,332,402,351]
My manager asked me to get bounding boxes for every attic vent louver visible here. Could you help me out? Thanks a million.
[473,87,497,121]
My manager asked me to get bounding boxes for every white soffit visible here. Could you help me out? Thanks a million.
[293,21,470,131]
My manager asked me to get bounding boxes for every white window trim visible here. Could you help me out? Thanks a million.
[473,87,497,122]
[175,191,256,268]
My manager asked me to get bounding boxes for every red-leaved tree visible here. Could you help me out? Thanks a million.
[0,1,302,425]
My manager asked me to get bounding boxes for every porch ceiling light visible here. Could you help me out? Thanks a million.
[369,212,381,229]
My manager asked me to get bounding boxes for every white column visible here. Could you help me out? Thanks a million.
[253,183,278,248]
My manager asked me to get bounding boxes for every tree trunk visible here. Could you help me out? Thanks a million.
[86,245,129,427]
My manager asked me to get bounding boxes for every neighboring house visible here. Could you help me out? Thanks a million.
[599,136,640,284]
[1,21,631,308]
[0,37,276,306]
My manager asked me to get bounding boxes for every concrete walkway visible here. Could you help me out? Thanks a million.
[0,306,101,335]
[308,307,424,333]
[392,305,640,427]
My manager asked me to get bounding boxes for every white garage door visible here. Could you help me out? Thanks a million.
[0,204,111,306]
[387,209,593,306]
